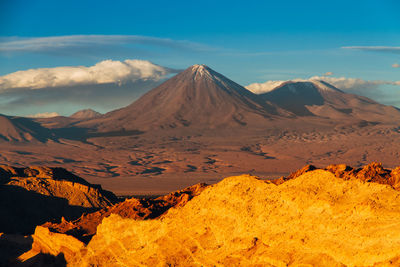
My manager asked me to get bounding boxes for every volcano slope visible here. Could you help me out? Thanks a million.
[259,80,400,122]
[0,115,53,142]
[78,64,290,132]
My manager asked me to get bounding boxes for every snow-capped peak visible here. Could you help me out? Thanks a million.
[190,64,217,81]
[191,64,209,74]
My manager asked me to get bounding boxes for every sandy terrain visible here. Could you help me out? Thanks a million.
[1,65,400,195]
[0,122,399,195]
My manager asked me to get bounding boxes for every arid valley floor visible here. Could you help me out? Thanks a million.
[1,65,400,195]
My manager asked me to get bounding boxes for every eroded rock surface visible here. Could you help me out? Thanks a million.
[275,162,400,190]
[0,166,117,234]
[18,226,84,265]
[7,163,400,266]
[43,182,208,243]
[71,171,400,266]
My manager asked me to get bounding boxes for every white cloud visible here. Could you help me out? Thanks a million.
[323,72,333,76]
[27,112,60,118]
[246,76,400,94]
[393,63,400,68]
[245,81,286,94]
[309,76,400,90]
[0,35,213,54]
[0,59,178,90]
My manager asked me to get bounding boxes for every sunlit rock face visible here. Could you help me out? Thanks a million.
[0,165,117,234]
[41,182,208,243]
[7,163,400,266]
[71,170,400,266]
[18,226,85,264]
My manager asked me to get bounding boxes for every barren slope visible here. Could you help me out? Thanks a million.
[80,64,290,132]
[0,115,52,142]
[261,80,400,122]
[70,109,101,119]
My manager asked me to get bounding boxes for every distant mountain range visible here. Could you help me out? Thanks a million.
[78,64,292,132]
[77,64,400,132]
[260,80,400,122]
[1,64,400,141]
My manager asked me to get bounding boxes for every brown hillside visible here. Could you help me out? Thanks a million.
[261,80,400,123]
[79,65,291,132]
[0,115,52,143]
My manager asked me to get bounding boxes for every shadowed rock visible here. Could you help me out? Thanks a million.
[0,165,118,235]
[42,183,208,243]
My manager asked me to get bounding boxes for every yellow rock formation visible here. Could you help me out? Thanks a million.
[71,170,400,266]
[2,166,116,208]
[18,226,84,263]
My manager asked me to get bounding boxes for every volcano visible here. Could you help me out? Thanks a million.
[260,80,400,122]
[70,109,102,120]
[81,65,290,132]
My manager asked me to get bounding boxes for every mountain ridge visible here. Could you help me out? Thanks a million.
[76,65,400,134]
[260,79,400,122]
[70,109,102,119]
[77,65,295,132]
[0,115,53,142]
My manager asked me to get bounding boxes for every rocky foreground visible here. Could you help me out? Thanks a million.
[2,163,400,266]
[0,166,118,235]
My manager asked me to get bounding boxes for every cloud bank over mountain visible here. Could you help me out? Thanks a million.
[27,112,60,118]
[246,75,400,108]
[0,59,178,116]
[245,81,286,94]
[309,76,400,90]
[0,59,177,90]
[246,76,400,94]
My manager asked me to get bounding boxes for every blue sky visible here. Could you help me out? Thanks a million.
[0,0,400,115]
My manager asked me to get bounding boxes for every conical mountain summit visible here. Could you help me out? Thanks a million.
[70,109,102,120]
[261,80,400,122]
[82,65,290,131]
[78,64,400,133]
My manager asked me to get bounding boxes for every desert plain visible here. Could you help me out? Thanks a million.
[1,65,400,266]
